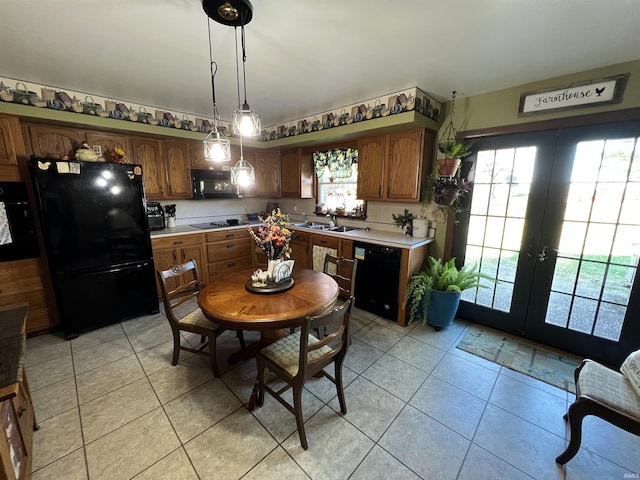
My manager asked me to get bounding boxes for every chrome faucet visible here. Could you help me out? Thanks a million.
[326,213,337,228]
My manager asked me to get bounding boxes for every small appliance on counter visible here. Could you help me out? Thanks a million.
[146,202,165,230]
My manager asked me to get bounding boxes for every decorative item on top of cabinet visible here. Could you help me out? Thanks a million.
[85,132,130,165]
[281,148,314,198]
[151,234,205,296]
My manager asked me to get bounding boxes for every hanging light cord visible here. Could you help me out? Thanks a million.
[241,24,248,105]
[207,19,221,124]
[439,90,458,144]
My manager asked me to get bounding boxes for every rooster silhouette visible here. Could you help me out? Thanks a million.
[595,87,605,96]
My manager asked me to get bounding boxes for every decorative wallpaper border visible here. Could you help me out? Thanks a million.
[0,77,441,141]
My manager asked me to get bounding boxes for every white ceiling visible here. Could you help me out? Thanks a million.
[2,0,639,128]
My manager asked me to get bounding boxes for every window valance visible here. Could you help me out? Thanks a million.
[313,148,358,179]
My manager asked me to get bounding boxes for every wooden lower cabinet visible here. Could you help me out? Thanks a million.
[205,230,253,282]
[290,230,310,270]
[151,234,205,295]
[0,259,58,334]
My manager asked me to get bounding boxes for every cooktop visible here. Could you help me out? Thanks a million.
[189,221,249,230]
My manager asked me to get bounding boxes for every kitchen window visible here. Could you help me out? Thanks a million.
[314,148,365,218]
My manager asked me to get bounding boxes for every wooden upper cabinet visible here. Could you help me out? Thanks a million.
[189,140,208,169]
[281,148,314,198]
[84,131,129,162]
[357,128,432,202]
[244,149,280,197]
[357,135,386,200]
[26,124,83,160]
[0,117,19,181]
[164,140,191,199]
[387,129,424,200]
[130,137,167,199]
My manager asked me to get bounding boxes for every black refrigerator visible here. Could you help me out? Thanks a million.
[29,157,159,339]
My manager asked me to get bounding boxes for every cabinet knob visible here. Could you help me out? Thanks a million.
[173,241,183,246]
[225,233,234,238]
[18,406,27,417]
[226,243,234,248]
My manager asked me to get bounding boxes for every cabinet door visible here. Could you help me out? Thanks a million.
[181,244,205,284]
[85,131,129,162]
[130,137,167,199]
[26,124,84,159]
[357,135,386,200]
[189,140,209,169]
[280,149,300,197]
[164,140,191,199]
[248,150,280,197]
[0,117,19,181]
[386,129,423,201]
[290,240,310,270]
[152,248,179,296]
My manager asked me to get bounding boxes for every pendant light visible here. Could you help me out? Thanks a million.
[203,18,231,162]
[202,0,258,186]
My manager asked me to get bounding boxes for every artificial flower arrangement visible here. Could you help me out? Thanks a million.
[248,208,292,261]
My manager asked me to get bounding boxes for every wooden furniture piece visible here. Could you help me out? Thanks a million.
[0,304,36,480]
[156,260,245,377]
[250,298,354,449]
[357,128,434,202]
[151,234,205,296]
[556,359,640,464]
[323,255,357,304]
[280,148,314,198]
[198,268,339,363]
[290,230,311,270]
[204,230,253,282]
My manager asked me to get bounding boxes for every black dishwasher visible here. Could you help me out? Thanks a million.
[353,242,402,320]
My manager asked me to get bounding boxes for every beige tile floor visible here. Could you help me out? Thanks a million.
[25,302,640,480]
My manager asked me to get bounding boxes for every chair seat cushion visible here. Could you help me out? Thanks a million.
[620,350,640,398]
[261,331,331,377]
[178,308,219,330]
[579,360,640,420]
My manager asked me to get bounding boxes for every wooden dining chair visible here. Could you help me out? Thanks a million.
[156,259,245,377]
[250,297,354,450]
[323,254,357,305]
[556,359,640,464]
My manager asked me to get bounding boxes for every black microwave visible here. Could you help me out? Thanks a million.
[0,182,40,262]
[191,169,237,199]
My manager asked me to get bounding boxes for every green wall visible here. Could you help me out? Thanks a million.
[433,59,639,259]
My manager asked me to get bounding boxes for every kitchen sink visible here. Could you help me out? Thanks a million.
[292,222,330,230]
[329,226,358,232]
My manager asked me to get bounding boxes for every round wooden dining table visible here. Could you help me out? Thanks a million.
[198,267,339,363]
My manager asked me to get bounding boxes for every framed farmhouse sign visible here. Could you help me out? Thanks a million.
[518,73,629,116]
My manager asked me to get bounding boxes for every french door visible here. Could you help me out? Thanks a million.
[454,120,640,366]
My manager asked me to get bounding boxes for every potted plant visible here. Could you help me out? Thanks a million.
[392,209,415,236]
[437,139,473,176]
[403,256,495,330]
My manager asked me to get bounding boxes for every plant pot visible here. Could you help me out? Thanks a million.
[437,158,461,176]
[426,290,461,330]
[434,187,459,206]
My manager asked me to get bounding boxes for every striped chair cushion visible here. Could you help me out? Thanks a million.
[579,360,640,420]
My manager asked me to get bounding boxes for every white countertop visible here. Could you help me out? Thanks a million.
[150,224,433,249]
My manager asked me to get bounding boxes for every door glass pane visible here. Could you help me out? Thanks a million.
[546,136,640,340]
[462,146,537,313]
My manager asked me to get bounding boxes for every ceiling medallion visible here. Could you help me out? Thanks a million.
[202,0,253,26]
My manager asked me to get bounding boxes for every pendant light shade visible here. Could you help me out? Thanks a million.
[233,102,261,137]
[231,155,255,187]
[203,128,231,162]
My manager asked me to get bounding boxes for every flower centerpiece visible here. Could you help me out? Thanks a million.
[248,209,292,282]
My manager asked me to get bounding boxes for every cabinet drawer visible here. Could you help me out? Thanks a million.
[207,238,252,263]
[291,230,310,242]
[310,233,339,250]
[205,229,248,242]
[152,234,204,251]
[207,256,253,282]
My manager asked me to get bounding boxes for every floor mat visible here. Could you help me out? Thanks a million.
[456,325,583,393]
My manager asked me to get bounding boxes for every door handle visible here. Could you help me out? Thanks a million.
[537,245,549,262]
